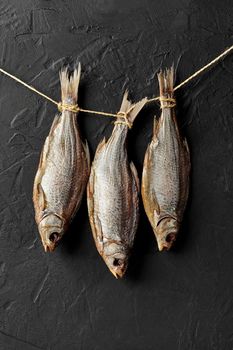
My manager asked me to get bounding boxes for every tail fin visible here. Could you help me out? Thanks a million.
[157,65,174,98]
[117,90,147,126]
[59,63,81,105]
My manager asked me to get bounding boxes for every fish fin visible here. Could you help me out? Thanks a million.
[141,144,160,227]
[37,184,46,212]
[142,143,152,169]
[183,137,190,156]
[94,215,103,248]
[82,139,90,171]
[34,116,60,175]
[87,170,104,252]
[157,66,174,98]
[38,119,56,166]
[95,137,106,155]
[87,170,95,228]
[153,116,160,138]
[176,137,190,219]
[33,140,48,204]
[34,115,59,177]
[33,182,47,223]
[37,143,47,170]
[33,131,52,223]
[59,63,81,104]
[117,90,147,126]
[152,116,160,145]
[130,161,139,192]
[182,137,191,172]
[143,138,159,167]
[128,162,140,248]
[48,115,60,137]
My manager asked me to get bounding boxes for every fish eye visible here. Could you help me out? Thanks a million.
[49,232,59,243]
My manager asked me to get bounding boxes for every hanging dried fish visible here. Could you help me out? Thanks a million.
[33,64,90,252]
[142,67,190,251]
[87,92,147,278]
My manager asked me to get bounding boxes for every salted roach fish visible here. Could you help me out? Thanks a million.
[33,64,90,252]
[87,92,147,278]
[142,67,190,251]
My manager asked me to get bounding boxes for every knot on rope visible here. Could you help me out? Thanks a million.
[58,102,80,113]
[114,111,132,129]
[159,97,176,109]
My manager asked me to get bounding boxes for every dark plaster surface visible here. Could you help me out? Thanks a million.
[0,0,233,349]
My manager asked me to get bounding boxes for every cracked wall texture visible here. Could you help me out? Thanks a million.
[0,0,233,349]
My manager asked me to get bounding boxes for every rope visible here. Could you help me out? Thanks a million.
[0,44,233,119]
[159,97,176,109]
[114,111,132,128]
[79,107,117,118]
[58,102,79,113]
[0,68,58,106]
[173,44,233,91]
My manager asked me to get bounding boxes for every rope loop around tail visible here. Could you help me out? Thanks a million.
[57,102,80,113]
[159,97,176,109]
[114,111,133,129]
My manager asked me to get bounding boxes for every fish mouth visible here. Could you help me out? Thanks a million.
[109,257,127,279]
[157,232,176,251]
[43,232,61,252]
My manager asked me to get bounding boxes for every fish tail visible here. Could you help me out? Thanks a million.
[157,65,175,98]
[59,63,81,104]
[117,90,147,126]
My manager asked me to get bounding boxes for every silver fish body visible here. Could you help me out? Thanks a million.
[142,67,190,251]
[33,64,90,252]
[87,92,147,278]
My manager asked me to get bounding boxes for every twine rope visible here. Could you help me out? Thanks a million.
[58,102,79,113]
[0,44,233,121]
[114,111,132,128]
[159,97,176,109]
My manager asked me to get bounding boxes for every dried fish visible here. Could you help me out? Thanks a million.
[142,67,190,251]
[87,92,147,278]
[33,64,90,252]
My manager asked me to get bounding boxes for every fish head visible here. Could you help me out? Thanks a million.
[38,214,65,252]
[155,217,179,251]
[103,243,129,279]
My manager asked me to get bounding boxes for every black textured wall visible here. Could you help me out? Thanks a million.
[0,1,233,349]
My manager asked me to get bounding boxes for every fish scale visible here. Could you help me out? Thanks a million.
[93,127,133,240]
[153,113,180,211]
[41,117,78,211]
